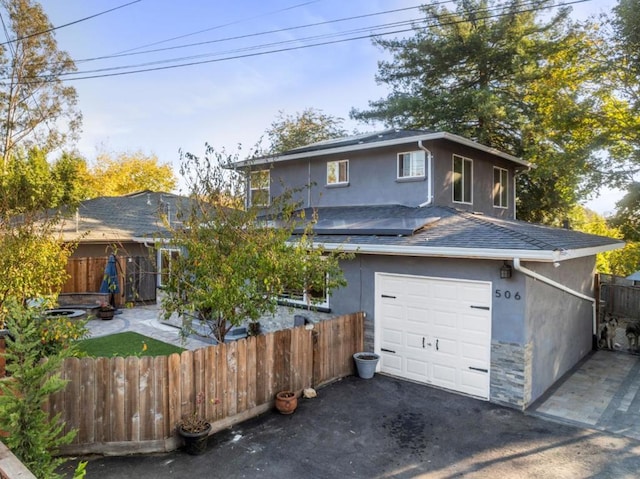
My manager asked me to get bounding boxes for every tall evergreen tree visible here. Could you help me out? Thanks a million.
[351,0,610,223]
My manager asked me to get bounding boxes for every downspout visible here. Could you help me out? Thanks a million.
[417,140,433,207]
[512,258,597,336]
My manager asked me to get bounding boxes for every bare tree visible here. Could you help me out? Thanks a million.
[0,0,81,172]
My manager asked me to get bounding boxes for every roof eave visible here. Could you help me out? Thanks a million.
[234,132,530,169]
[302,241,623,262]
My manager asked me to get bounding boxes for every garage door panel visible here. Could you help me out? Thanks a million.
[381,328,403,347]
[381,353,403,375]
[461,342,488,362]
[432,282,459,300]
[432,363,457,388]
[381,303,403,320]
[460,370,489,396]
[377,273,491,400]
[459,314,490,332]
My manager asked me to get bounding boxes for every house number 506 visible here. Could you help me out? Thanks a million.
[495,290,520,300]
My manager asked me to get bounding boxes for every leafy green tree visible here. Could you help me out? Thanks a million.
[263,108,347,154]
[568,205,638,275]
[351,0,615,223]
[161,145,350,343]
[0,0,81,171]
[0,301,79,479]
[0,221,74,328]
[86,151,177,197]
[608,183,640,241]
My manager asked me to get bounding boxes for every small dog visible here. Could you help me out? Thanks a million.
[626,321,640,352]
[599,314,618,350]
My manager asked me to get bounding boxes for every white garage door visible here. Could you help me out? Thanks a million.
[375,273,492,399]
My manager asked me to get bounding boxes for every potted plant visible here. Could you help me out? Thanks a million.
[177,412,211,455]
[275,390,298,415]
[353,352,380,379]
[96,301,115,320]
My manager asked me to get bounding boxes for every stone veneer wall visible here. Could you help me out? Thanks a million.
[490,340,533,409]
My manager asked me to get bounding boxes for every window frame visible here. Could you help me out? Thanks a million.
[279,273,330,310]
[397,150,426,179]
[493,166,509,209]
[452,154,473,204]
[249,169,270,207]
[157,247,181,288]
[326,159,349,186]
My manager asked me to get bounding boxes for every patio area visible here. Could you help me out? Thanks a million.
[84,302,334,349]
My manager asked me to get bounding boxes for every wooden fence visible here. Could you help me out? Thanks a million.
[47,312,364,455]
[598,274,640,320]
[62,256,127,306]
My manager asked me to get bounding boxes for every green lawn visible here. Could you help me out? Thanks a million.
[77,332,185,358]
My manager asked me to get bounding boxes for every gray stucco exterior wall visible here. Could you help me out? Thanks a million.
[264,139,517,218]
[325,253,595,409]
[522,257,596,404]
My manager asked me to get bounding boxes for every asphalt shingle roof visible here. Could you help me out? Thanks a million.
[58,191,186,242]
[298,205,622,255]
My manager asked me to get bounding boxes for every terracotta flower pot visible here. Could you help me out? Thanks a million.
[275,390,297,415]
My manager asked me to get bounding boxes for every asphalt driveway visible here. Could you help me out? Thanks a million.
[58,375,640,478]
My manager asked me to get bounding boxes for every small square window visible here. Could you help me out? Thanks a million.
[398,151,425,178]
[327,160,349,185]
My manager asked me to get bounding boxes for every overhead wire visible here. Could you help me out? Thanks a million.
[5,0,593,84]
[114,0,324,54]
[74,3,429,64]
[0,0,142,47]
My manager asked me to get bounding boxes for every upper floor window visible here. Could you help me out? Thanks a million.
[327,159,349,185]
[493,167,508,208]
[452,154,473,204]
[397,151,426,179]
[250,170,270,206]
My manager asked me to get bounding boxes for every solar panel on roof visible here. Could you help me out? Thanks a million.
[294,216,440,236]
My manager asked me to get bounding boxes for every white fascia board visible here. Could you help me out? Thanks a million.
[295,241,623,262]
[234,132,531,169]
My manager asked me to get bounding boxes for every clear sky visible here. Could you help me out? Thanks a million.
[37,0,618,212]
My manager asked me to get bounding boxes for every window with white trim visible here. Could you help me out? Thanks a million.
[493,167,508,208]
[280,273,329,309]
[157,248,180,288]
[327,159,349,185]
[250,170,270,206]
[397,150,426,178]
[452,154,473,204]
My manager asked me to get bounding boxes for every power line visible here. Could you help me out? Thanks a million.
[0,0,142,47]
[73,3,428,65]
[114,0,323,54]
[6,0,593,84]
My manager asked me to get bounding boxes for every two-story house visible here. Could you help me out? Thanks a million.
[235,129,622,409]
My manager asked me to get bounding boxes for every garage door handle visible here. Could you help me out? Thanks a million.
[381,348,396,354]
[381,294,396,299]
[470,305,490,310]
[469,366,488,373]
[436,339,439,351]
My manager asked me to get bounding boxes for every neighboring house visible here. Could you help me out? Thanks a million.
[235,129,623,409]
[58,190,185,303]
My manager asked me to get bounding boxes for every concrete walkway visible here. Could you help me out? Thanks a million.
[531,350,640,442]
